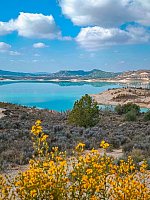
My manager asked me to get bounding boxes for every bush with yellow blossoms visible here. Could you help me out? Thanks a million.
[0,120,150,199]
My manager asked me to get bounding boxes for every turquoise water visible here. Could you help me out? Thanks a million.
[0,81,120,111]
[0,81,149,112]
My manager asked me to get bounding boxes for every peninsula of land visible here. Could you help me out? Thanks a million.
[91,88,150,109]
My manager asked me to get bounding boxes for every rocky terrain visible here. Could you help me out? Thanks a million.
[91,88,150,108]
[0,102,150,171]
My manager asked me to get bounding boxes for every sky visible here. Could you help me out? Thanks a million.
[0,0,150,73]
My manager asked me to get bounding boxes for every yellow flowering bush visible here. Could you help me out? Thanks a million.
[0,120,150,199]
[0,175,12,199]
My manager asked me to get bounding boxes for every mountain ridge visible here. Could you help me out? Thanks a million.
[0,69,120,79]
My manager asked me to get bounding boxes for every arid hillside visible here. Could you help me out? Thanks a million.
[117,70,150,82]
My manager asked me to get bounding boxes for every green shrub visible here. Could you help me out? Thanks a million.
[124,109,137,121]
[115,103,140,115]
[144,110,150,121]
[68,94,99,128]
[123,103,140,115]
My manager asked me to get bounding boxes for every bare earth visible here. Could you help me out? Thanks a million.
[0,108,5,119]
[4,149,123,178]
[91,88,150,108]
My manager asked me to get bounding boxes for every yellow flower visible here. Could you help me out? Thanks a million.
[41,134,48,142]
[30,189,37,197]
[36,120,41,125]
[86,169,93,175]
[75,143,85,152]
[91,148,98,154]
[100,140,109,149]
[31,124,42,136]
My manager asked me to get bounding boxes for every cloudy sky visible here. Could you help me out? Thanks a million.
[0,0,150,72]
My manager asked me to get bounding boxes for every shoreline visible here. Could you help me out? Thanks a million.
[0,78,150,84]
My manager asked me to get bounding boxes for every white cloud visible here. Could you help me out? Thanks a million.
[0,20,15,35]
[76,26,150,50]
[0,42,21,55]
[135,0,150,26]
[59,0,150,27]
[15,13,61,39]
[9,51,21,56]
[33,42,48,48]
[0,42,11,52]
[0,12,61,39]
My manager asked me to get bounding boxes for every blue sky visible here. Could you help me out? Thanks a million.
[0,0,150,72]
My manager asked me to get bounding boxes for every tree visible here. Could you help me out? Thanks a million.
[68,94,99,128]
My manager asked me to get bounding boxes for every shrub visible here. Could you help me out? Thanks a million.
[123,103,140,115]
[68,94,99,128]
[115,103,140,115]
[129,149,145,163]
[144,110,150,121]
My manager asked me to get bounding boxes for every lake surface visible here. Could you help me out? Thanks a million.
[0,81,120,111]
[0,81,149,112]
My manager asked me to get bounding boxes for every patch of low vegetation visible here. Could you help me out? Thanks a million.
[115,103,141,121]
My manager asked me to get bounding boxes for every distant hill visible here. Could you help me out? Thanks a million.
[52,69,120,78]
[0,70,49,77]
[0,70,33,77]
[52,70,88,77]
[86,69,120,78]
[0,69,120,79]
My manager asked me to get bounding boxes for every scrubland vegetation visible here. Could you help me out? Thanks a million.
[0,99,150,171]
[0,120,150,199]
